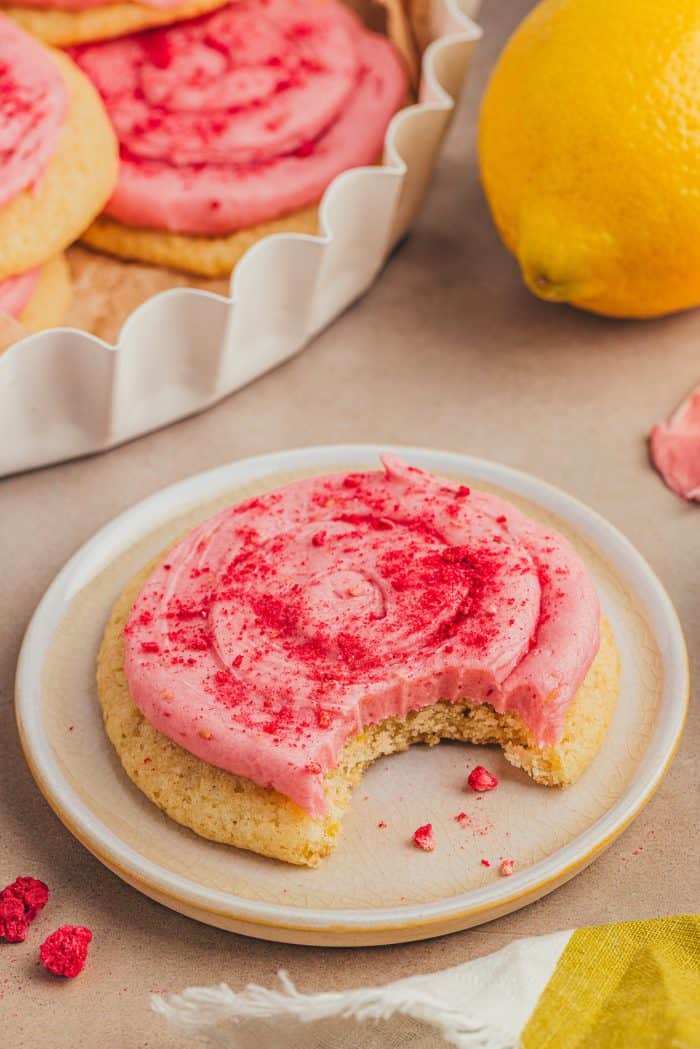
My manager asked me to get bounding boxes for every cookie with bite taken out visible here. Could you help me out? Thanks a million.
[98,455,620,867]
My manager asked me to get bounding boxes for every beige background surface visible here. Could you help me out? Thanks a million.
[0,0,698,1045]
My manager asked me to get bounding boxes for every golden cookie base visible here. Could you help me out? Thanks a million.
[3,0,232,46]
[81,207,321,279]
[19,254,72,333]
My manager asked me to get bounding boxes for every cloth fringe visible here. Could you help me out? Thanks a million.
[151,970,518,1049]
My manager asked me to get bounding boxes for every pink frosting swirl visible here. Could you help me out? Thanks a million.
[71,0,407,235]
[0,266,41,318]
[0,17,69,209]
[124,456,601,818]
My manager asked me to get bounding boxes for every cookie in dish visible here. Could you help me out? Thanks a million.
[0,17,117,286]
[2,0,230,47]
[0,256,71,337]
[71,0,409,276]
[98,455,620,867]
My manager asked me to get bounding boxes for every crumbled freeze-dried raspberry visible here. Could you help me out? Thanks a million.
[40,926,92,978]
[499,859,515,877]
[480,859,491,868]
[0,893,28,943]
[8,877,49,921]
[0,876,49,941]
[467,766,499,792]
[377,820,387,829]
[412,824,435,852]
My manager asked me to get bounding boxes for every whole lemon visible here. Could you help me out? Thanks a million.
[479,0,700,318]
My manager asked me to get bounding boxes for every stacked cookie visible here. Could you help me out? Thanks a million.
[70,0,408,277]
[1,0,409,316]
[0,17,117,332]
[4,0,230,47]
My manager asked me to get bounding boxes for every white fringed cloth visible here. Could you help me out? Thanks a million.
[152,930,571,1049]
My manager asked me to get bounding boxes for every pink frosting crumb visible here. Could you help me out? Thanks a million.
[650,388,700,501]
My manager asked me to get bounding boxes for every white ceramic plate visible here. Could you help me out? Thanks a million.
[16,446,688,946]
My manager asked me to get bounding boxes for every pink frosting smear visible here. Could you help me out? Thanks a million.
[124,455,601,818]
[650,388,700,502]
[0,266,41,318]
[71,0,408,235]
[0,16,69,210]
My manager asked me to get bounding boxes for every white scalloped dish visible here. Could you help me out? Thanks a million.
[0,1,482,477]
[15,446,689,946]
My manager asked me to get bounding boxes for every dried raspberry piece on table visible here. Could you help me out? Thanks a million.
[499,859,516,877]
[0,876,49,941]
[412,824,435,852]
[8,876,49,921]
[467,765,499,792]
[39,926,92,978]
[0,893,28,943]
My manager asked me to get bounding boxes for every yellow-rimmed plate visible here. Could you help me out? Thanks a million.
[15,445,688,946]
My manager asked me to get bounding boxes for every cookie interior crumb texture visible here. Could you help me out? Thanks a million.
[98,556,621,868]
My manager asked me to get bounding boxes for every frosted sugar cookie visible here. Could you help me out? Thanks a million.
[0,256,71,337]
[0,17,118,281]
[73,0,409,276]
[98,455,620,867]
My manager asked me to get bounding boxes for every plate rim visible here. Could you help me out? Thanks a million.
[15,443,690,937]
